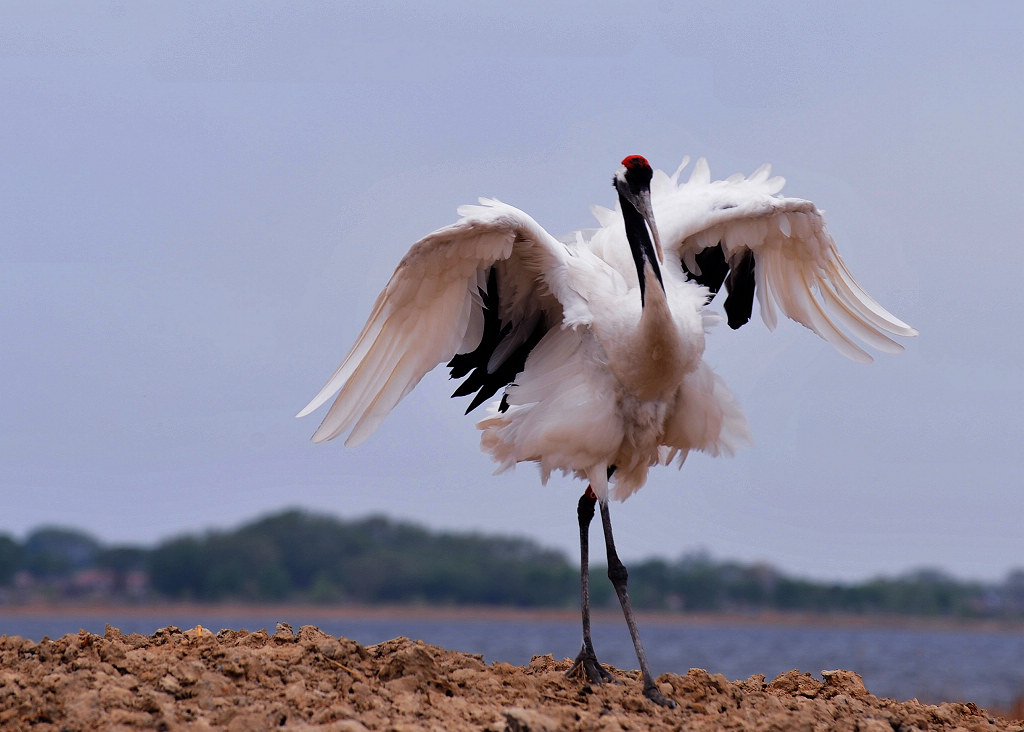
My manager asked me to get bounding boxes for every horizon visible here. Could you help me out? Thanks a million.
[8,506,1024,588]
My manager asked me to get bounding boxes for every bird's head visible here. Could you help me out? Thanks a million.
[614,155,665,302]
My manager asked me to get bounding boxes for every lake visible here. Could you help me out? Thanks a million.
[1,607,1022,711]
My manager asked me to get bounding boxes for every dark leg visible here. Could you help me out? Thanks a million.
[566,485,614,684]
[599,500,676,708]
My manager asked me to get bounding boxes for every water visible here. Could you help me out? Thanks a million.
[1,609,1022,710]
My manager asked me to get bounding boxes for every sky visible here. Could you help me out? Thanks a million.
[2,2,1022,583]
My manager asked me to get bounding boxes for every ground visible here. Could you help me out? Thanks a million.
[0,624,1021,731]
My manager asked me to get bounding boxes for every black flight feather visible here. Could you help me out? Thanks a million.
[447,267,546,414]
[681,242,729,299]
[723,248,756,329]
[681,243,757,330]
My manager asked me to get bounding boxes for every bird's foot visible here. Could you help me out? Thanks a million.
[566,645,616,685]
[643,683,676,709]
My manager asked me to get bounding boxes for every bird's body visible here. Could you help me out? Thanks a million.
[298,156,916,706]
[476,229,718,501]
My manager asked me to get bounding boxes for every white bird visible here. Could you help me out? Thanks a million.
[298,155,917,707]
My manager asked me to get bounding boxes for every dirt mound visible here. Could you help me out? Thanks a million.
[0,623,1020,731]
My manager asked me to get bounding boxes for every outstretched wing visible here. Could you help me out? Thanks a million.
[297,199,583,446]
[641,157,917,363]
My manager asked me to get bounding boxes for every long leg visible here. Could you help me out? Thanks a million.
[566,485,614,683]
[599,500,676,708]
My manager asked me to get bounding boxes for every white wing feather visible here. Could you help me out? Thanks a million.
[302,157,915,480]
[297,200,581,446]
[652,159,917,362]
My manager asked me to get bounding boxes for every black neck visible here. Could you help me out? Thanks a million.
[618,192,664,306]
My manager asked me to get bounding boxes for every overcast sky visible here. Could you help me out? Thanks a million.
[3,2,1022,583]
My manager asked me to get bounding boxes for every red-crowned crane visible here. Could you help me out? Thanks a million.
[297,155,917,706]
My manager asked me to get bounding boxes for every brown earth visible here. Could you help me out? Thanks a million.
[0,623,1021,731]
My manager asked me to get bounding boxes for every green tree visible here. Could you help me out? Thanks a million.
[22,526,101,578]
[0,534,22,585]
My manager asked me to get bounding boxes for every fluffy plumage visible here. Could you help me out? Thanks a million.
[298,157,916,501]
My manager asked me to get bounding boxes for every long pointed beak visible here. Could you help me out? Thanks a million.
[631,188,664,263]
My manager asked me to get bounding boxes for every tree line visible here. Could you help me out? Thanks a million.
[3,508,1023,619]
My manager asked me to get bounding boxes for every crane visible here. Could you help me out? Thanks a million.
[297,155,916,706]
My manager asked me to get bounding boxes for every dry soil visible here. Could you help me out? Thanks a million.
[0,623,1021,731]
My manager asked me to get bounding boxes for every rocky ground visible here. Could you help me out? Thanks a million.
[0,623,1020,731]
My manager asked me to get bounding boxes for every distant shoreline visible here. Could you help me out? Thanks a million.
[2,603,1023,635]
